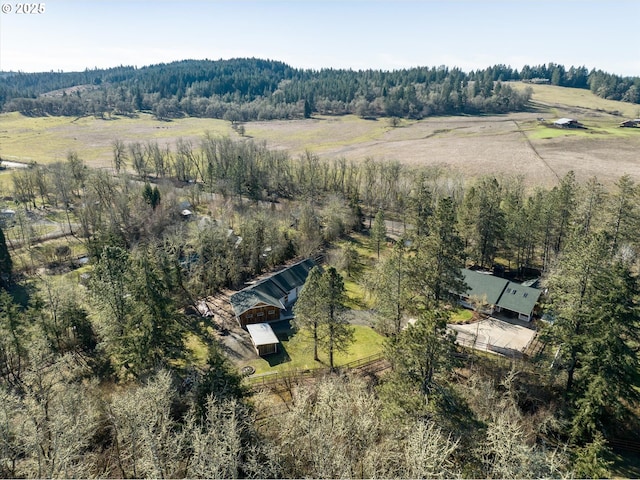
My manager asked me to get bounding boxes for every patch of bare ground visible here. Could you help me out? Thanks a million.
[535,137,640,185]
[199,291,260,364]
[360,124,552,184]
[250,111,640,188]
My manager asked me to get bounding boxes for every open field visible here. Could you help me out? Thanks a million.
[0,112,234,167]
[2,84,639,186]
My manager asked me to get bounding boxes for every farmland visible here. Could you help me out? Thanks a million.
[2,83,639,188]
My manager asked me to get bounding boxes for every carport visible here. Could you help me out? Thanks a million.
[246,323,280,356]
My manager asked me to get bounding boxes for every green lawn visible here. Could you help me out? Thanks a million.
[331,232,378,310]
[528,123,639,140]
[243,321,385,375]
[449,307,474,323]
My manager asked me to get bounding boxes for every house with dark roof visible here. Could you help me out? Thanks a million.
[620,119,640,128]
[496,282,542,322]
[457,268,541,321]
[459,269,508,315]
[230,258,316,329]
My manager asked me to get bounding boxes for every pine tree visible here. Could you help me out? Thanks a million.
[543,231,640,441]
[293,266,324,362]
[413,197,466,307]
[606,174,638,252]
[319,267,353,371]
[0,227,12,288]
[380,309,457,417]
[368,240,412,335]
[293,266,353,369]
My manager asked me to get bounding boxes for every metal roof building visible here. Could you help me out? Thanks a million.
[458,269,541,321]
[246,323,280,356]
[496,282,542,321]
[230,258,316,328]
[553,118,584,128]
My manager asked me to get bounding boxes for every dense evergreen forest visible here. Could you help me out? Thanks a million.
[1,58,639,120]
[2,131,640,477]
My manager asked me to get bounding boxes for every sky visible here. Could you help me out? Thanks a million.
[1,0,639,76]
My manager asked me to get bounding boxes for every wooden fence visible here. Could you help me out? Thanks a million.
[244,352,387,390]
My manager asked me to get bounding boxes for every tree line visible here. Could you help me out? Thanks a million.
[0,58,572,120]
[2,59,639,122]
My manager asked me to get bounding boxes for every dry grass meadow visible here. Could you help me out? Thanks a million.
[1,83,639,188]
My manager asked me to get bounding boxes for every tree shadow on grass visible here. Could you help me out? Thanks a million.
[265,344,291,367]
[264,319,294,367]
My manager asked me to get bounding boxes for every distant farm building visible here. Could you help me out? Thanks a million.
[553,118,584,129]
[619,119,640,128]
[230,258,316,329]
[457,268,542,322]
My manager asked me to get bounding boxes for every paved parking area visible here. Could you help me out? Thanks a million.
[449,316,537,356]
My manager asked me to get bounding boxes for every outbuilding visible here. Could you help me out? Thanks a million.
[619,119,640,128]
[230,258,316,328]
[553,118,584,129]
[246,323,280,356]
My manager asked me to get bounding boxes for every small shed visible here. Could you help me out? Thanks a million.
[0,209,15,227]
[553,118,584,129]
[246,323,280,356]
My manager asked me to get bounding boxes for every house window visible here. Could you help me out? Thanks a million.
[268,310,275,315]
[523,293,528,298]
[512,290,517,294]
[257,311,264,317]
[247,314,253,319]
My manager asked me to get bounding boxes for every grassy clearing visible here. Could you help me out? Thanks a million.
[247,115,393,154]
[243,323,385,375]
[528,123,640,140]
[3,85,639,187]
[0,111,233,167]
[449,308,474,323]
[513,83,640,118]
[343,277,370,310]
[330,232,378,310]
[183,332,210,367]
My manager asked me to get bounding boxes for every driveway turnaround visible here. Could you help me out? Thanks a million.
[449,317,537,356]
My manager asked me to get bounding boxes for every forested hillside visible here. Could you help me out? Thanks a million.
[1,58,638,120]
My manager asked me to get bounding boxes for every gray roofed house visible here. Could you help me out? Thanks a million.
[496,282,542,321]
[230,258,316,328]
[620,119,640,128]
[457,269,541,321]
[459,269,509,314]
